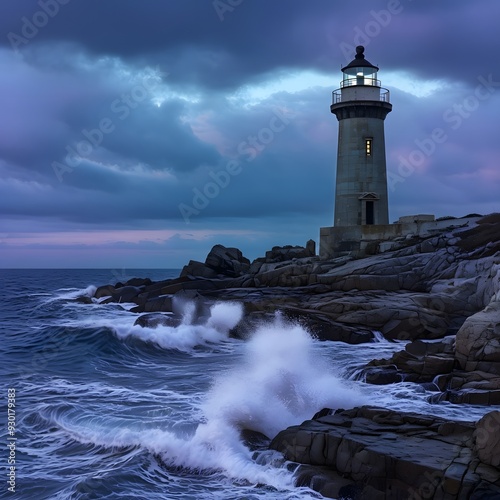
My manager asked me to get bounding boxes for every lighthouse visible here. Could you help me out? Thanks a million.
[320,46,440,259]
[330,45,392,227]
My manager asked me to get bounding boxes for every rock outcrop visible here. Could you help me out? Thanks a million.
[86,216,500,498]
[456,297,500,375]
[181,244,251,278]
[262,240,316,263]
[91,216,500,401]
[270,406,500,499]
[362,332,500,406]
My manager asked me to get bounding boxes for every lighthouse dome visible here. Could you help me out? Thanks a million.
[341,46,379,75]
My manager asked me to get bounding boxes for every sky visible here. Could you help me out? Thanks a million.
[1,0,499,269]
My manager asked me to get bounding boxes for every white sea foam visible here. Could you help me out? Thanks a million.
[64,300,244,352]
[113,301,243,351]
[38,285,98,304]
[59,285,97,300]
[371,330,389,343]
[56,312,365,491]
[59,422,296,491]
[201,313,367,438]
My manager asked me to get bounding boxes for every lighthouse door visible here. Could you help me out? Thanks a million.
[366,201,374,225]
[359,192,379,225]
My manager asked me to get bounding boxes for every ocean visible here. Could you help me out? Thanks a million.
[1,269,493,499]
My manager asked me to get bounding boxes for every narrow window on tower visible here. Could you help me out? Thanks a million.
[365,138,372,157]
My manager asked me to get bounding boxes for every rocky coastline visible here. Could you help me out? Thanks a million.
[88,213,500,498]
[270,406,500,499]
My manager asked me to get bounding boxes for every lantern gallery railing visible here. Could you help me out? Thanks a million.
[332,88,390,104]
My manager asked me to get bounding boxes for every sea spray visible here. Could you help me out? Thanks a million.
[159,312,366,486]
[65,301,244,352]
[52,309,365,492]
[9,270,495,498]
[201,312,367,439]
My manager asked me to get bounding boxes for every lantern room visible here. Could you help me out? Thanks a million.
[341,46,380,87]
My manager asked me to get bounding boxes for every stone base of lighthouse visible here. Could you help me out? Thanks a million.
[319,215,473,259]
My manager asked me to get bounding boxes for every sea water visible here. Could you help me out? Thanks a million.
[0,269,493,499]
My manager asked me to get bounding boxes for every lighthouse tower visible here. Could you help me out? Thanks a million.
[330,46,392,227]
[321,47,439,259]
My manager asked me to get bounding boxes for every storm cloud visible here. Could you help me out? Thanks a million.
[1,0,499,267]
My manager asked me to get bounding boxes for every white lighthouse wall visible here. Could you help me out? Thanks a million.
[340,86,381,102]
[334,116,389,227]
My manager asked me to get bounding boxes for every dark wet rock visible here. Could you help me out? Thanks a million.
[456,213,500,257]
[181,244,250,278]
[270,406,500,499]
[111,285,142,304]
[262,240,316,263]
[405,338,455,357]
[240,429,270,451]
[363,365,402,385]
[312,408,333,420]
[363,334,500,406]
[133,313,181,328]
[93,214,500,359]
[94,284,116,299]
[140,295,173,313]
[456,299,500,375]
[363,337,458,384]
[429,389,500,405]
[125,277,152,287]
[84,217,500,497]
[74,295,93,304]
[295,465,365,499]
[205,244,250,276]
[280,307,374,343]
[179,260,220,279]
[474,411,500,468]
[434,370,500,392]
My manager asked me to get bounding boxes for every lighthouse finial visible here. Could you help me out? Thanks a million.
[355,46,365,59]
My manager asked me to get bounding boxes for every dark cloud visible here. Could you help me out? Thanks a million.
[4,1,498,87]
[1,0,499,267]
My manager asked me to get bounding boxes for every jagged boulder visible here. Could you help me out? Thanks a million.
[181,245,250,278]
[112,285,142,303]
[263,240,316,263]
[474,411,500,467]
[455,299,500,375]
[363,337,457,384]
[180,260,220,279]
[94,284,116,299]
[133,313,181,328]
[205,244,250,276]
[124,277,152,287]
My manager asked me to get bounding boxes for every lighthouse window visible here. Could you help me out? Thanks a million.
[365,138,372,156]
